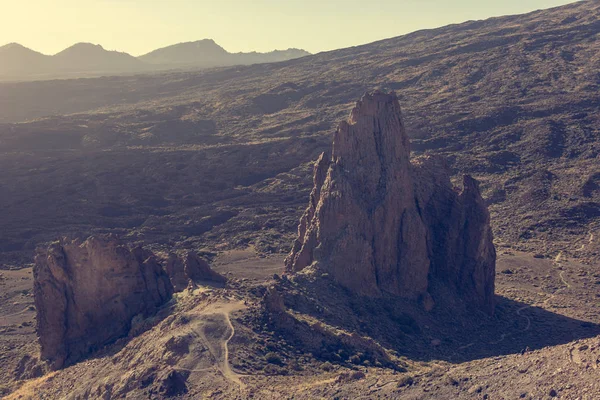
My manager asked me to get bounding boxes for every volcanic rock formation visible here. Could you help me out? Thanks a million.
[165,251,227,291]
[34,236,173,369]
[285,91,496,314]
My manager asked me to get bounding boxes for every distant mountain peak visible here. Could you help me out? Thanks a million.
[139,39,229,65]
[69,42,104,49]
[0,43,48,74]
[139,39,310,67]
[55,43,108,56]
[0,42,42,54]
[52,42,143,72]
[0,39,310,79]
[194,38,218,44]
[1,42,26,50]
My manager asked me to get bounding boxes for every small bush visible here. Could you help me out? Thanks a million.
[289,360,303,371]
[397,375,415,388]
[265,352,283,365]
[349,371,366,381]
[321,362,334,372]
[263,364,287,375]
[349,354,363,365]
[445,375,459,386]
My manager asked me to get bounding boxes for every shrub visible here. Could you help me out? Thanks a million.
[397,375,415,387]
[321,361,334,372]
[263,364,287,375]
[265,352,283,365]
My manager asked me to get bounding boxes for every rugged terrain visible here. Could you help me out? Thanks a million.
[34,236,173,369]
[2,247,600,399]
[286,91,496,313]
[1,0,600,398]
[1,0,599,268]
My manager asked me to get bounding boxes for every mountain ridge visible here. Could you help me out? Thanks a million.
[0,39,311,80]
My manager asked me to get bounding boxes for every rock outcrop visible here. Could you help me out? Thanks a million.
[286,91,496,314]
[34,235,173,369]
[165,252,227,291]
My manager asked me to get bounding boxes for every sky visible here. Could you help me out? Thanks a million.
[0,0,579,56]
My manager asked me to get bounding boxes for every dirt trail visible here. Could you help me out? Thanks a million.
[220,305,245,388]
[578,232,594,251]
[177,300,248,389]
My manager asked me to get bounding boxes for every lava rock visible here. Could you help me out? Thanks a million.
[34,235,173,369]
[286,91,496,314]
[157,370,188,397]
[165,251,226,291]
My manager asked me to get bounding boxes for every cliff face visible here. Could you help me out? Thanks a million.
[286,91,496,314]
[34,236,173,369]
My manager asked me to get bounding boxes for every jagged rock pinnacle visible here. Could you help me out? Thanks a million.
[286,91,496,314]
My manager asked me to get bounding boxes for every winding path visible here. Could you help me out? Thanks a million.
[220,307,245,388]
[578,232,594,251]
[175,301,247,389]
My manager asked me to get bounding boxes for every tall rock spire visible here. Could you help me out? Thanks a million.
[286,91,496,314]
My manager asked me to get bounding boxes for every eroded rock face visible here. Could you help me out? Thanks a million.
[34,235,173,369]
[286,91,496,314]
[165,252,226,291]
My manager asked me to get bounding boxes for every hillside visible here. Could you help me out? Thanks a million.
[0,43,49,76]
[2,1,600,398]
[0,0,598,266]
[51,43,145,73]
[139,39,309,68]
[139,39,230,66]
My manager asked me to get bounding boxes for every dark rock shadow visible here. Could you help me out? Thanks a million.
[273,274,600,365]
[443,295,600,363]
[55,297,179,369]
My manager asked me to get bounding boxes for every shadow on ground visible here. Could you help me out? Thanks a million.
[275,274,600,365]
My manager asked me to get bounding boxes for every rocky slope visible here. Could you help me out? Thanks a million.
[2,2,600,396]
[4,248,600,399]
[34,236,173,369]
[0,1,599,268]
[286,91,495,313]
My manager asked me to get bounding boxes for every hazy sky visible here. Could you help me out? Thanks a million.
[1,0,578,56]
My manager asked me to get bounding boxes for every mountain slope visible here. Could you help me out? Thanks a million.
[0,40,310,81]
[51,43,145,73]
[0,0,599,265]
[139,39,310,68]
[0,43,49,76]
[2,1,600,398]
[138,39,231,66]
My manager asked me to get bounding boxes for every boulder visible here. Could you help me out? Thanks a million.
[165,252,226,291]
[34,235,173,369]
[285,91,496,314]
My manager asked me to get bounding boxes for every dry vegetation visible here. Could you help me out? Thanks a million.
[1,1,600,398]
